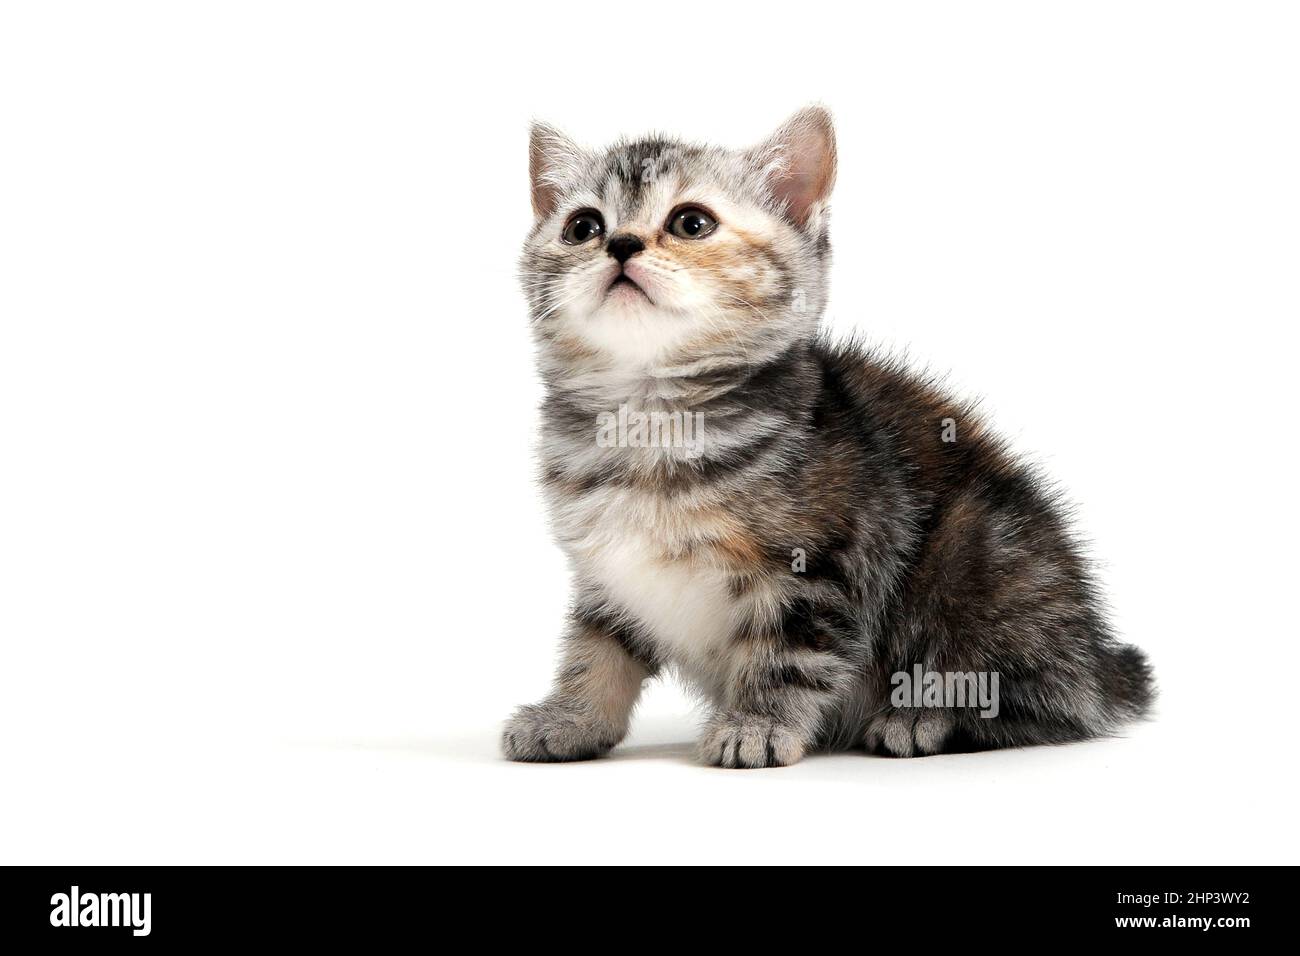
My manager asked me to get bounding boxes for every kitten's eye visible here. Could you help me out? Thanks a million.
[561,210,605,245]
[667,207,718,240]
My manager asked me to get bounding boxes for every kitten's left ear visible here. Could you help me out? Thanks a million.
[747,106,837,229]
[529,122,585,219]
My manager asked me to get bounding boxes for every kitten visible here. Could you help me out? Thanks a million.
[505,107,1153,768]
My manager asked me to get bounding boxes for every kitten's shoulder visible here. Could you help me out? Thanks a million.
[808,336,980,431]
[807,335,1032,494]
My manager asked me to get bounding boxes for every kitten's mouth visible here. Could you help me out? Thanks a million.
[605,272,650,302]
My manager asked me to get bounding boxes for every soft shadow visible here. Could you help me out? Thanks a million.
[296,731,504,765]
[299,714,701,766]
[293,716,1139,776]
[607,740,696,763]
[606,714,698,764]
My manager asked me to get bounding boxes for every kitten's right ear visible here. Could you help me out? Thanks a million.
[747,106,837,230]
[529,122,584,219]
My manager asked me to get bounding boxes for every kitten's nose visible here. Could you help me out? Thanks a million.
[606,234,645,264]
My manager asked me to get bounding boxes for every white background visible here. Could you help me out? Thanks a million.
[2,2,1297,865]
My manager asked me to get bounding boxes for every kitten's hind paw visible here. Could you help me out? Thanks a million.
[698,713,806,769]
[865,710,953,757]
[501,701,621,763]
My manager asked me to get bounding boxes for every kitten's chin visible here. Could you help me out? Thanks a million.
[572,300,697,368]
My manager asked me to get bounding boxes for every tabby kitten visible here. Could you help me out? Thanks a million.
[505,107,1153,768]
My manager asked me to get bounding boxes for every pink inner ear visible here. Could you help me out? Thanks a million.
[530,142,558,218]
[769,121,835,226]
[529,124,579,219]
[531,175,558,220]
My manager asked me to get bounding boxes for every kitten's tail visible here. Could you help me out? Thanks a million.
[1108,643,1156,720]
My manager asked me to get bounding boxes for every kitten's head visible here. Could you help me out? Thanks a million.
[521,107,836,382]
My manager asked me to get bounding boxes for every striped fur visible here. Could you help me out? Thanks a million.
[504,108,1153,768]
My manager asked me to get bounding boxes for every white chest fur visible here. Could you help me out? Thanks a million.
[553,485,742,680]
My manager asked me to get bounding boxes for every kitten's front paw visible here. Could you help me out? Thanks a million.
[698,713,805,769]
[501,701,621,763]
